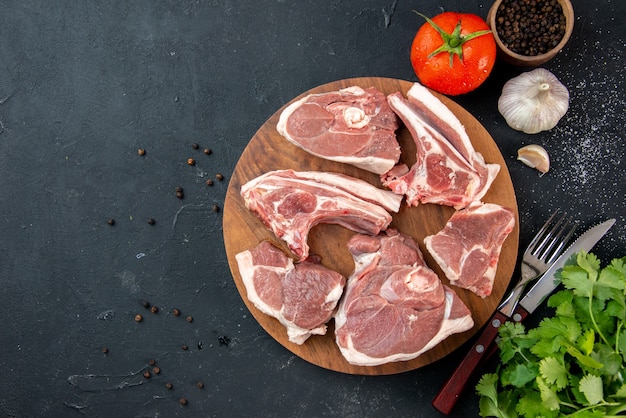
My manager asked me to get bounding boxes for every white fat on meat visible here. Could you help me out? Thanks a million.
[277,86,401,175]
[241,169,403,260]
[424,202,516,298]
[382,83,500,209]
[236,241,346,345]
[334,229,474,366]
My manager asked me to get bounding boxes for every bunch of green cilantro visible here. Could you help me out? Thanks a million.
[476,251,626,417]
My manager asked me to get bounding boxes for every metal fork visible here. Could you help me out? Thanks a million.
[499,209,578,317]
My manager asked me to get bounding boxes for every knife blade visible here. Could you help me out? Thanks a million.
[431,218,615,415]
[512,218,616,320]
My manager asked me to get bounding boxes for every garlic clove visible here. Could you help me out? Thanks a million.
[517,144,550,173]
[498,68,569,134]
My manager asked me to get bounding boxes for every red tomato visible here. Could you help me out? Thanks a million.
[410,12,496,96]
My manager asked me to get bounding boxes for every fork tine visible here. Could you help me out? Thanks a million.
[546,218,578,263]
[525,209,560,255]
[533,212,567,255]
[536,213,576,262]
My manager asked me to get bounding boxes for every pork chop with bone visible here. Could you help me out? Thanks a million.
[382,82,500,209]
[236,240,345,345]
[424,202,515,298]
[334,229,474,366]
[240,169,403,260]
[277,86,401,175]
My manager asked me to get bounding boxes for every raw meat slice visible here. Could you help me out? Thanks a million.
[277,86,401,175]
[241,169,403,260]
[424,202,515,298]
[235,240,346,345]
[335,229,474,366]
[382,83,500,209]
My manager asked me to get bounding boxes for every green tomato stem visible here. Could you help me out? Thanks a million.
[414,11,492,67]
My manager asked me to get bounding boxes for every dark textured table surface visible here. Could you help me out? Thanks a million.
[1,1,624,417]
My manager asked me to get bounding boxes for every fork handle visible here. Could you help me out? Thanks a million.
[431,310,508,415]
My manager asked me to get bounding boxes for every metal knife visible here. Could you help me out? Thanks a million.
[432,218,616,415]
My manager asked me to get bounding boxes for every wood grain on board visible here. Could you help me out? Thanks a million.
[223,77,519,375]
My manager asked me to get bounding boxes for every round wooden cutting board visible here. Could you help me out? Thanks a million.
[223,77,519,375]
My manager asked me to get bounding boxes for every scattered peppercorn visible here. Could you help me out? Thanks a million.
[165,382,173,390]
[172,308,181,316]
[102,347,109,354]
[175,186,183,193]
[496,0,566,56]
[106,218,115,226]
[181,344,189,351]
[196,381,204,389]
[186,315,193,323]
[142,300,150,309]
[187,158,196,166]
[175,186,184,199]
[212,204,220,213]
[134,314,143,322]
[205,179,213,186]
[152,366,161,375]
[179,397,188,406]
[191,143,199,150]
[215,173,224,181]
[150,306,158,314]
[148,359,156,366]
[137,148,146,156]
[143,370,151,379]
[147,218,155,225]
[203,148,212,155]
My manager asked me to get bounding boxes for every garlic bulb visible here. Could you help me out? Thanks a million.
[518,144,550,173]
[498,68,569,134]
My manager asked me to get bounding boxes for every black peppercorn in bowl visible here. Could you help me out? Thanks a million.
[487,0,574,66]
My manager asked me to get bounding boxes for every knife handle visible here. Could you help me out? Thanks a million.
[431,310,508,415]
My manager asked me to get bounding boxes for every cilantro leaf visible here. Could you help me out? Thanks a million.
[598,265,625,291]
[568,373,590,406]
[516,390,559,418]
[591,343,622,376]
[578,328,595,355]
[547,290,576,318]
[536,316,581,343]
[561,265,594,297]
[475,373,501,417]
[605,298,625,321]
[537,375,560,411]
[530,335,564,358]
[578,251,601,278]
[476,374,518,418]
[498,322,536,364]
[566,344,604,369]
[547,289,573,308]
[502,363,537,387]
[579,374,604,405]
[476,373,499,403]
[539,357,568,389]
